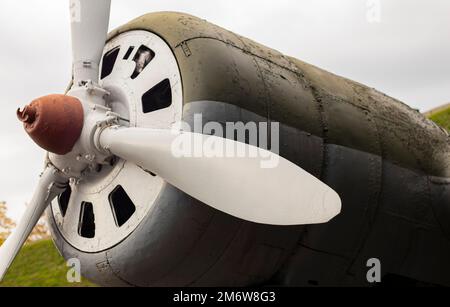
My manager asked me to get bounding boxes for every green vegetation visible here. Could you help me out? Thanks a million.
[0,239,96,287]
[428,106,450,132]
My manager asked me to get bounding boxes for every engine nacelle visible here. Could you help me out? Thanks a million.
[47,12,450,287]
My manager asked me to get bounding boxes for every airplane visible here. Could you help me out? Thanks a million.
[0,0,449,287]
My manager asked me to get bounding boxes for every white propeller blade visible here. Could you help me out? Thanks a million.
[99,127,341,226]
[70,0,111,84]
[0,167,66,281]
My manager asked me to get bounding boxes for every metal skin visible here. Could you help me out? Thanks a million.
[47,12,450,287]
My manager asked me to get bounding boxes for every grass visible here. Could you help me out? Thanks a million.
[428,106,450,132]
[0,239,96,287]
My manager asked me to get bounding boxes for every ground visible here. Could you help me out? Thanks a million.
[0,240,95,287]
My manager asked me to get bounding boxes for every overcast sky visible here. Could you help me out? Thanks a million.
[0,0,449,220]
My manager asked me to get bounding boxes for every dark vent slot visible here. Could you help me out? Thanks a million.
[58,186,72,217]
[123,46,135,60]
[142,79,172,114]
[109,186,136,227]
[101,47,120,79]
[131,45,155,79]
[78,202,95,238]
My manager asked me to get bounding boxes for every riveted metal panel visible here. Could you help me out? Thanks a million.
[348,163,450,286]
[429,177,450,240]
[254,57,323,138]
[174,38,268,118]
[323,96,381,155]
[367,89,450,177]
[278,123,324,179]
[301,145,382,259]
[289,57,450,177]
[278,246,354,287]
[107,12,247,50]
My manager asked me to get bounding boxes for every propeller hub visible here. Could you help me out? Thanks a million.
[17,94,84,155]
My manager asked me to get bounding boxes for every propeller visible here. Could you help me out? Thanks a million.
[0,0,341,281]
[0,0,111,281]
[99,127,341,226]
[0,166,67,280]
[70,0,111,85]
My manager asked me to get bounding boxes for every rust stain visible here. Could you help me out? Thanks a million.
[17,94,84,155]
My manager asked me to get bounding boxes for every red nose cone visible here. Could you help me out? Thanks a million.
[17,94,84,155]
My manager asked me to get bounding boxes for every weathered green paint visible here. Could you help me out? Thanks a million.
[108,12,449,178]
